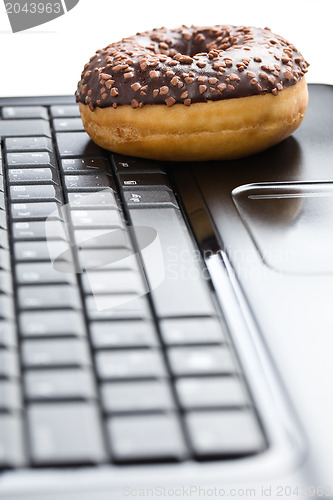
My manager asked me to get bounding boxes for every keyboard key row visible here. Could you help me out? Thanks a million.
[106,409,264,461]
[1,404,263,466]
[100,377,248,413]
[94,346,236,381]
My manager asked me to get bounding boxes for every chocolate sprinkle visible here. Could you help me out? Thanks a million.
[76,25,309,109]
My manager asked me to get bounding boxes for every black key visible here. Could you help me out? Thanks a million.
[25,369,96,400]
[68,191,118,209]
[14,240,71,262]
[90,320,158,349]
[0,415,25,467]
[160,318,226,345]
[0,193,5,210]
[78,247,138,270]
[5,136,53,152]
[124,189,178,208]
[0,228,9,248]
[85,295,150,320]
[56,132,105,157]
[96,349,166,380]
[11,202,62,221]
[0,119,51,137]
[70,209,123,228]
[7,152,54,167]
[18,285,81,310]
[82,270,145,295]
[130,208,215,317]
[13,220,67,240]
[0,351,19,377]
[102,380,174,413]
[0,381,21,410]
[119,173,171,190]
[0,249,10,271]
[107,413,186,462]
[64,174,115,191]
[61,158,110,174]
[19,311,86,337]
[28,403,106,464]
[0,321,17,348]
[22,339,91,368]
[0,296,15,319]
[8,168,58,184]
[176,377,248,409]
[50,105,81,118]
[2,106,48,120]
[167,346,237,376]
[112,154,166,174]
[0,195,6,213]
[185,410,265,457]
[10,184,62,202]
[15,262,75,285]
[74,228,129,248]
[0,271,13,293]
[53,118,84,132]
[0,211,7,229]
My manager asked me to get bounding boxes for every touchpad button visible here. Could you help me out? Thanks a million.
[232,183,333,274]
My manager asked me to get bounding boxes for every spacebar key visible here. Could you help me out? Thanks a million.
[130,208,215,317]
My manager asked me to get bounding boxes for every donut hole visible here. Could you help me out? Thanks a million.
[149,26,239,60]
[187,27,235,57]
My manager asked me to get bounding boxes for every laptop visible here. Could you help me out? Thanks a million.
[0,84,332,499]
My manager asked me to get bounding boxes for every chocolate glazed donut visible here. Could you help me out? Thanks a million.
[76,25,309,161]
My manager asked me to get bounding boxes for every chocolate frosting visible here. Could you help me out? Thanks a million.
[76,25,309,110]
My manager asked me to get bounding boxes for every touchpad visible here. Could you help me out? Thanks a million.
[232,182,333,274]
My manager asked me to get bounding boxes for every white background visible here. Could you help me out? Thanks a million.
[0,0,332,97]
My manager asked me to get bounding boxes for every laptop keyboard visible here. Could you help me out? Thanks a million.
[0,99,266,468]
